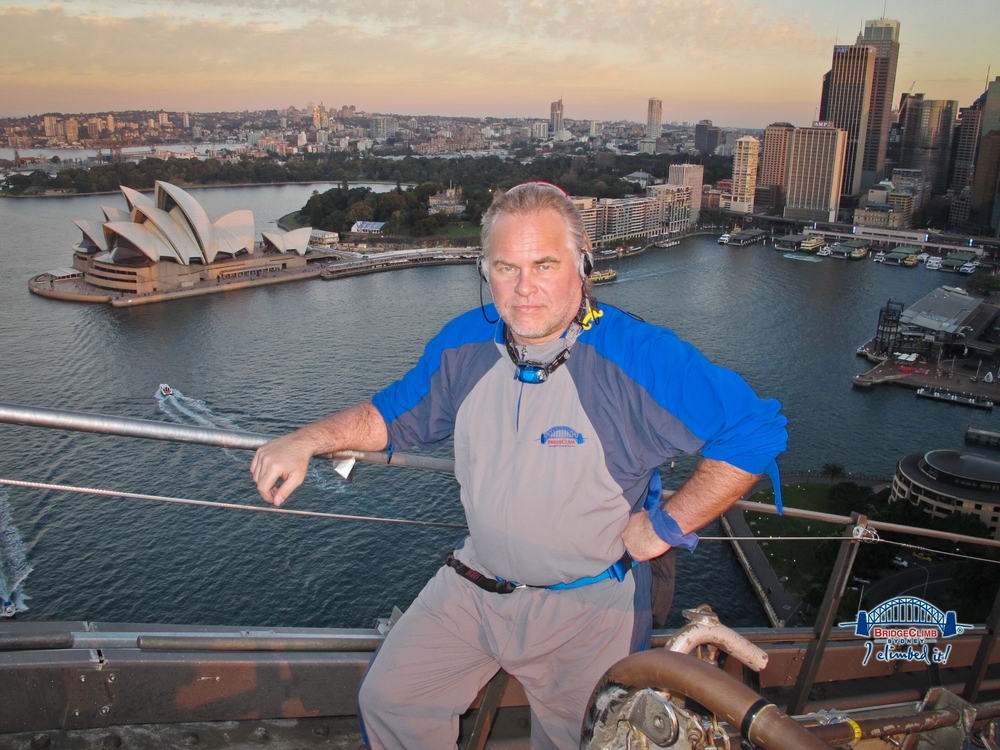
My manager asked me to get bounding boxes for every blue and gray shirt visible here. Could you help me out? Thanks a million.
[372,304,787,588]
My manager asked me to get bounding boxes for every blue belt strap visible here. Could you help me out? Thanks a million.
[543,555,634,590]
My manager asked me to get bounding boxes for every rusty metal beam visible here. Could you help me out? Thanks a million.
[786,514,866,715]
[464,670,509,750]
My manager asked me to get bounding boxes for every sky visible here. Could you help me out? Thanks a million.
[0,0,997,128]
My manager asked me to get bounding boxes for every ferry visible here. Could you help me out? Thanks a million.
[717,234,730,244]
[916,387,993,410]
[872,251,886,263]
[816,246,833,257]
[960,262,980,274]
[926,257,943,270]
[588,268,618,284]
[798,236,825,253]
[849,246,869,260]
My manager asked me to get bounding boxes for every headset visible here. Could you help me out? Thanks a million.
[478,248,594,282]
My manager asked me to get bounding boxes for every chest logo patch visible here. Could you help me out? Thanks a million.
[540,426,585,446]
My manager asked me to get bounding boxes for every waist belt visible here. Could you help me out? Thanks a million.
[445,550,634,595]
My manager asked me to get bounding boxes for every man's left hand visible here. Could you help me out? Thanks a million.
[622,511,671,561]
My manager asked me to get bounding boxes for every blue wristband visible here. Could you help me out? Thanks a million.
[648,504,699,552]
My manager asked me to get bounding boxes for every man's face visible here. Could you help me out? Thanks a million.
[488,209,584,346]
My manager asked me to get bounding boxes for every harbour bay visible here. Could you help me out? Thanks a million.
[0,184,994,630]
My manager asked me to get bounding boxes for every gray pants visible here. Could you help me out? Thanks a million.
[358,564,641,749]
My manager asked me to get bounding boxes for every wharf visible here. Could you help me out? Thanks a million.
[966,426,1000,448]
[852,354,1000,405]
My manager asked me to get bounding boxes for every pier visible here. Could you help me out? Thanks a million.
[966,426,1000,448]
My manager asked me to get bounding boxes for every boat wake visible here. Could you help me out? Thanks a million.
[155,386,348,493]
[0,489,32,616]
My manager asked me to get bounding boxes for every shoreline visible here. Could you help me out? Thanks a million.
[1,179,411,199]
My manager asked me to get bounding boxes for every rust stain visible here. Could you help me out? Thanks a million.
[281,697,319,718]
[175,665,258,710]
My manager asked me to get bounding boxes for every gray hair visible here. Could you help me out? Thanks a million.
[480,183,591,277]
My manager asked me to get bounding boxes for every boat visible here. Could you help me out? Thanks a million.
[157,383,173,397]
[4,404,1000,748]
[849,247,869,260]
[588,268,618,284]
[916,387,993,410]
[960,262,980,274]
[903,253,919,267]
[873,251,886,263]
[798,237,825,253]
[717,234,730,244]
[926,257,943,270]
[0,598,14,618]
[917,253,930,263]
[654,239,680,249]
[816,246,833,257]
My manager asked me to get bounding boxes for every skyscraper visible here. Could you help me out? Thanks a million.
[971,131,1000,235]
[550,98,564,135]
[950,93,985,193]
[979,77,1000,152]
[900,96,958,193]
[784,123,848,223]
[668,163,704,224]
[730,137,759,214]
[694,120,720,155]
[646,98,663,139]
[820,44,876,197]
[760,122,795,199]
[857,19,900,188]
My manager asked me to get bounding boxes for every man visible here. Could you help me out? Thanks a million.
[251,183,786,749]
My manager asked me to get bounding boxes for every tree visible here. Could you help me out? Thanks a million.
[821,462,846,484]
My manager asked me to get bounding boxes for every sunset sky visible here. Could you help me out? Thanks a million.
[1,0,996,128]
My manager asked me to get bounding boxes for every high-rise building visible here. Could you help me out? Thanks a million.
[646,98,662,139]
[857,19,900,188]
[760,122,795,202]
[158,112,170,128]
[979,77,1000,152]
[550,98,564,135]
[43,115,59,138]
[182,113,190,129]
[370,116,398,140]
[950,94,986,193]
[899,95,958,193]
[106,114,115,133]
[64,118,79,143]
[821,44,876,196]
[694,120,720,155]
[783,123,848,223]
[668,163,704,224]
[531,121,549,140]
[971,130,1000,235]
[730,137,759,214]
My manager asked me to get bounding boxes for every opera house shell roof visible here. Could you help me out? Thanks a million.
[73,181,309,265]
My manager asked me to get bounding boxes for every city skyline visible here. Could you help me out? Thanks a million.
[0,0,997,128]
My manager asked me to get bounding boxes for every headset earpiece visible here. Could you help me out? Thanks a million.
[477,255,489,283]
[581,250,594,278]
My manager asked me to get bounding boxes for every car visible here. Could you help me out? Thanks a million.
[892,556,909,568]
[914,552,933,563]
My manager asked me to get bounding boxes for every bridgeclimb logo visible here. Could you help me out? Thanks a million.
[840,596,971,667]
[539,426,585,446]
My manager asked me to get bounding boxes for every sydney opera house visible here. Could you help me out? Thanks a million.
[31,181,319,304]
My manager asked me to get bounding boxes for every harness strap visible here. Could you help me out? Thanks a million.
[445,550,634,595]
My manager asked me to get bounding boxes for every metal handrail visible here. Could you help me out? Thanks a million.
[0,402,455,473]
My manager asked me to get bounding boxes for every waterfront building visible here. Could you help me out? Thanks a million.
[896,286,984,354]
[891,168,933,214]
[899,96,958,194]
[890,450,1000,540]
[49,181,314,299]
[569,186,691,245]
[550,98,564,135]
[820,44,876,197]
[853,181,914,228]
[760,123,795,205]
[729,136,759,214]
[646,98,662,139]
[783,123,847,223]
[667,163,704,224]
[971,131,1000,236]
[857,18,901,189]
[695,120,720,155]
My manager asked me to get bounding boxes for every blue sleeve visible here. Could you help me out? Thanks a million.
[595,308,788,477]
[371,308,499,451]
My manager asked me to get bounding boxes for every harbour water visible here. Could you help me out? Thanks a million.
[0,184,995,629]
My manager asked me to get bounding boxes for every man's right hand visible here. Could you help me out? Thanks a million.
[251,430,321,507]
